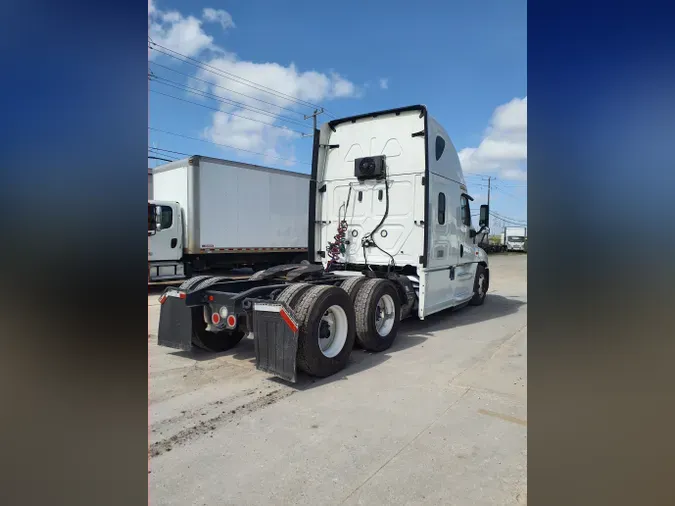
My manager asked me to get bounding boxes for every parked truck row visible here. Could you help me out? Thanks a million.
[156,105,492,382]
[477,226,527,253]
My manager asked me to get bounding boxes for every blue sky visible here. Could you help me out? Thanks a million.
[149,0,527,227]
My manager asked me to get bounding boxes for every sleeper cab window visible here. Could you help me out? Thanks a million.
[435,135,446,161]
[438,192,446,224]
[460,195,471,226]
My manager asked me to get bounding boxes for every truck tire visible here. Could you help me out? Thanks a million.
[249,269,267,280]
[191,308,246,352]
[178,275,211,292]
[293,285,356,378]
[275,283,312,307]
[340,276,366,303]
[191,276,232,292]
[354,279,401,352]
[469,264,489,306]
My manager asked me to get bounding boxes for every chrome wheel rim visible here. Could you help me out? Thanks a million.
[375,294,396,337]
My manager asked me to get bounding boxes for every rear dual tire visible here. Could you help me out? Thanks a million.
[289,285,357,378]
[353,279,401,352]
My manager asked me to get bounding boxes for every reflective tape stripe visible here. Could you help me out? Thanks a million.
[253,303,282,313]
[199,247,307,253]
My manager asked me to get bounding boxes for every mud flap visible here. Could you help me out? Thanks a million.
[157,291,194,351]
[251,302,299,383]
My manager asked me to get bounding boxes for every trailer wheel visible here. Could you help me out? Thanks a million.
[340,276,366,303]
[469,265,489,306]
[275,283,312,307]
[293,285,356,378]
[191,309,246,352]
[354,279,401,352]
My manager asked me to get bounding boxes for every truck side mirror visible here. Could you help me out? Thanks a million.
[479,205,489,228]
[155,206,162,231]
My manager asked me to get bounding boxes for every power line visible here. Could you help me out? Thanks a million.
[148,127,310,166]
[465,172,495,179]
[149,89,310,136]
[148,40,331,113]
[491,211,526,223]
[150,75,310,128]
[492,184,522,201]
[149,62,307,117]
[149,147,191,157]
[490,211,527,225]
[148,155,175,162]
[496,182,527,187]
[149,148,179,160]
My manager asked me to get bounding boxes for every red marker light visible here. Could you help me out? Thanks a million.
[226,315,236,328]
[211,312,221,324]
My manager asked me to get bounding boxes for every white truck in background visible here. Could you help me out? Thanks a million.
[148,156,310,282]
[502,226,527,252]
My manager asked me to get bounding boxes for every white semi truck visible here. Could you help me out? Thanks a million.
[148,157,310,282]
[502,226,527,252]
[156,105,490,382]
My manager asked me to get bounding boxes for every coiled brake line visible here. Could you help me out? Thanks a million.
[325,185,352,271]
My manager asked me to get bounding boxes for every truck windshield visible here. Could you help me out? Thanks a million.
[508,236,525,242]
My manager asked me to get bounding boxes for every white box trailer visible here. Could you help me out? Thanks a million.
[148,156,309,281]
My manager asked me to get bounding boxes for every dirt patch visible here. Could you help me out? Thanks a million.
[149,388,294,458]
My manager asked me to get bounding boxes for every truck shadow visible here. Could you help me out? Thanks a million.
[403,294,526,337]
[276,294,525,390]
[169,294,525,386]
[270,334,427,391]
[170,335,257,362]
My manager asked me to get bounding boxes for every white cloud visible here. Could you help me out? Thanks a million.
[202,8,235,30]
[149,4,361,165]
[379,78,389,90]
[148,2,215,58]
[196,58,359,160]
[459,97,527,181]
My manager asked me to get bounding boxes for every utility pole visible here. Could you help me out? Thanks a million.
[303,108,324,136]
[487,176,492,208]
[486,176,493,242]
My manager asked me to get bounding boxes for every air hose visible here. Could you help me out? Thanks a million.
[325,186,353,271]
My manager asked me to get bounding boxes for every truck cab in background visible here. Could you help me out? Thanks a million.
[502,226,527,252]
[148,200,185,280]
